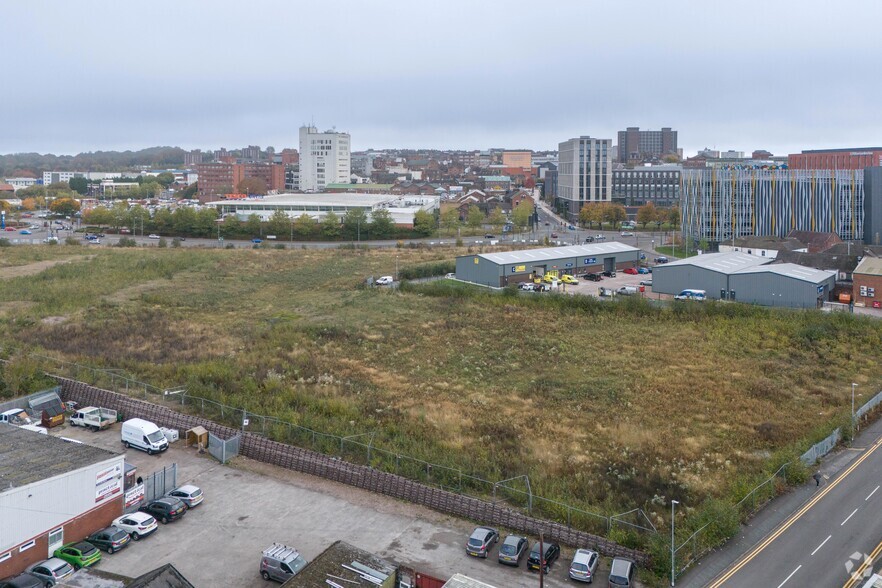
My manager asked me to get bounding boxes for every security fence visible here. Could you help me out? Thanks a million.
[208,431,240,464]
[143,463,177,502]
[800,429,841,466]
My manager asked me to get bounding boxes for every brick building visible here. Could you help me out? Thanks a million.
[501,150,532,171]
[195,162,285,201]
[853,257,882,309]
[0,425,125,578]
[616,127,678,164]
[788,148,882,170]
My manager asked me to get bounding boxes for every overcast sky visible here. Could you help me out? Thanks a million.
[2,0,880,157]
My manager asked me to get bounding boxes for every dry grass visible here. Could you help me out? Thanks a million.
[1,245,880,524]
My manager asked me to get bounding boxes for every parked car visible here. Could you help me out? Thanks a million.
[87,238,102,245]
[87,526,131,553]
[497,535,528,566]
[550,233,559,238]
[0,573,43,588]
[3,227,15,231]
[519,282,536,291]
[465,527,499,558]
[584,236,595,243]
[53,541,101,570]
[444,273,456,279]
[622,267,638,275]
[526,541,560,572]
[375,276,394,285]
[148,234,161,239]
[568,548,599,583]
[675,289,706,301]
[484,234,496,239]
[166,484,204,508]
[617,286,638,296]
[567,225,576,230]
[620,231,634,237]
[602,270,616,278]
[560,274,579,285]
[654,256,669,264]
[583,272,603,282]
[25,558,74,586]
[639,279,653,287]
[19,229,32,235]
[636,267,650,274]
[260,543,308,582]
[608,557,636,587]
[139,497,187,524]
[112,512,158,540]
[251,238,263,244]
[595,234,607,241]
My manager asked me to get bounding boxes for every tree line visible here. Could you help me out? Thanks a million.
[578,201,680,230]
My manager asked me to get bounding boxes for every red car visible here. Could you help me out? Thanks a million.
[623,267,639,275]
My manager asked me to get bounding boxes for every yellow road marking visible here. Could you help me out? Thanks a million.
[707,435,882,587]
[843,537,882,588]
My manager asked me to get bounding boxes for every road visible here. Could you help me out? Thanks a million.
[704,433,882,588]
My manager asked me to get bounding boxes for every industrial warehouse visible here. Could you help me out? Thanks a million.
[652,252,837,307]
[455,243,640,287]
[0,424,125,577]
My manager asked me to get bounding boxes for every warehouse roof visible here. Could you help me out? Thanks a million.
[854,257,882,276]
[661,252,770,274]
[0,423,120,491]
[737,263,837,283]
[474,242,639,266]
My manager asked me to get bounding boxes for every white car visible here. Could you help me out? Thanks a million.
[112,512,158,540]
[148,234,161,239]
[620,231,634,237]
[639,279,653,286]
[166,484,204,508]
[444,273,456,279]
[375,276,394,285]
[87,238,101,244]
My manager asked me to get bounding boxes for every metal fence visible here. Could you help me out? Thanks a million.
[143,463,177,502]
[0,387,61,415]
[208,431,240,464]
[856,389,882,422]
[800,428,842,466]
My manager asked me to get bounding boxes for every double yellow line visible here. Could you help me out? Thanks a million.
[708,435,882,588]
[843,537,882,588]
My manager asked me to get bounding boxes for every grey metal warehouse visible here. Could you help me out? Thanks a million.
[652,252,836,308]
[455,242,640,288]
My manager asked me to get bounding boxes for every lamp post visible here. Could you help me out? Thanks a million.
[852,383,858,438]
[671,499,679,587]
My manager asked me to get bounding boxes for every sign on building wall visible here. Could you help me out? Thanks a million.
[124,484,145,508]
[95,464,123,503]
[473,257,479,264]
[511,265,526,273]
[584,257,596,264]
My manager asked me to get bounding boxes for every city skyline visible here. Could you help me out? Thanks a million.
[2,0,880,156]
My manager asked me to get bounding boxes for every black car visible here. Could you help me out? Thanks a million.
[583,272,603,282]
[527,541,560,572]
[602,270,616,278]
[139,497,187,524]
[0,573,43,588]
[584,236,594,243]
[87,526,131,553]
[654,256,669,264]
[484,234,496,239]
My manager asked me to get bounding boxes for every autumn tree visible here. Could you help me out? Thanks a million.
[637,202,657,228]
[440,208,460,235]
[466,205,484,230]
[668,206,681,227]
[49,197,81,216]
[602,202,627,229]
[511,202,532,233]
[487,207,506,233]
[237,177,267,195]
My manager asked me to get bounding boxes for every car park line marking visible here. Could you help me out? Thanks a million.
[811,535,831,556]
[866,485,879,501]
[707,434,882,587]
[776,565,801,588]
[841,508,859,526]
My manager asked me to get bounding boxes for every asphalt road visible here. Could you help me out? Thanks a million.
[704,434,882,588]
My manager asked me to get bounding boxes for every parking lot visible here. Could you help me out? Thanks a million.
[50,422,645,587]
[522,260,667,301]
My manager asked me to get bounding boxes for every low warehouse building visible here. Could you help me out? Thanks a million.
[653,252,835,307]
[455,242,641,287]
[0,424,125,578]
[853,257,882,309]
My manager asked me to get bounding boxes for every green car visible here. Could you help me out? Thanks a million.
[54,541,102,569]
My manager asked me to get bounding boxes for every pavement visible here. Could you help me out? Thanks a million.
[50,421,648,588]
[678,415,882,588]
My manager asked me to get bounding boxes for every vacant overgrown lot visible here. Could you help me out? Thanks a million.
[1,246,880,536]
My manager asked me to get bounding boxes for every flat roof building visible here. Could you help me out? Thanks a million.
[788,147,882,170]
[455,242,640,288]
[0,424,125,578]
[652,252,835,307]
[281,541,397,588]
[207,193,438,227]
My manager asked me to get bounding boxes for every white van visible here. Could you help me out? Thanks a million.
[675,289,707,301]
[121,418,169,455]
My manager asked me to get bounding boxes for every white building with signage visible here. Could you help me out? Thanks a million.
[0,424,125,578]
[298,125,351,192]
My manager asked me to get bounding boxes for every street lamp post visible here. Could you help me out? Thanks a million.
[852,383,858,438]
[671,499,679,587]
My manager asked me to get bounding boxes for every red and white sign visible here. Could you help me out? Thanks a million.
[95,464,123,503]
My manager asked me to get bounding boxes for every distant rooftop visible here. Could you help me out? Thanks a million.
[798,147,882,154]
[854,257,882,276]
[0,423,120,491]
[661,252,769,274]
[740,262,836,283]
[475,242,639,266]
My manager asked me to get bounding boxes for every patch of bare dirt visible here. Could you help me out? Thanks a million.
[0,255,94,280]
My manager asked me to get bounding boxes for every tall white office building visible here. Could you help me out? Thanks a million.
[298,125,351,192]
[557,136,612,221]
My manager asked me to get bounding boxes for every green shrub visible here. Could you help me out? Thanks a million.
[157,238,168,248]
[65,237,81,246]
[171,238,182,248]
[398,260,456,280]
[114,237,137,248]
[0,238,10,247]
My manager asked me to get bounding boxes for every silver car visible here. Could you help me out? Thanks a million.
[167,484,204,508]
[569,548,599,583]
[497,535,528,566]
[465,527,498,558]
[26,558,75,586]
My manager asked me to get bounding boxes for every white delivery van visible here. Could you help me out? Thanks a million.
[121,418,169,455]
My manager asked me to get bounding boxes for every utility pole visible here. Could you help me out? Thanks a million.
[539,532,544,588]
